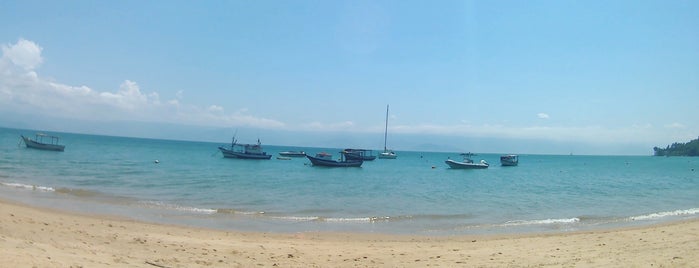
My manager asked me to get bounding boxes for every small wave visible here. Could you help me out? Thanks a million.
[629,208,699,221]
[215,208,265,215]
[55,187,100,197]
[138,201,217,214]
[501,217,581,226]
[266,215,390,223]
[0,182,55,192]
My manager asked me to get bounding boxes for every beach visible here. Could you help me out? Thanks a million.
[1,199,697,267]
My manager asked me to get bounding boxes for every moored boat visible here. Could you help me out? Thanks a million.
[218,137,272,160]
[306,152,363,167]
[500,154,519,166]
[445,153,489,169]
[278,151,306,157]
[21,133,65,152]
[379,151,397,159]
[341,149,376,161]
[378,104,397,159]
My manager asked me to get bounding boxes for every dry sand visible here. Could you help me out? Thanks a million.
[1,199,697,267]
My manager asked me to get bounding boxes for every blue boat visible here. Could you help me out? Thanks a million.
[218,137,271,160]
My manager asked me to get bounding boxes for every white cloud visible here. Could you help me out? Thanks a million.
[98,80,160,110]
[387,122,684,146]
[537,113,550,119]
[208,105,224,113]
[0,38,285,129]
[1,38,43,70]
[665,122,686,129]
[303,121,355,131]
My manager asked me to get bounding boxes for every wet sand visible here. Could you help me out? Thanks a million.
[1,199,697,267]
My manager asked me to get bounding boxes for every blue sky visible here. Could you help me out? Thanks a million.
[1,0,697,155]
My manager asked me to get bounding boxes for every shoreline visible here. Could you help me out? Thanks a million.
[2,199,697,267]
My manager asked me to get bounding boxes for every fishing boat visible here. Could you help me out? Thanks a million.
[378,104,397,159]
[500,154,519,166]
[20,133,65,152]
[306,152,363,167]
[341,149,376,161]
[218,137,272,159]
[278,151,306,157]
[445,153,489,169]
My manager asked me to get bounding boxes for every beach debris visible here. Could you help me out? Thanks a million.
[145,261,170,268]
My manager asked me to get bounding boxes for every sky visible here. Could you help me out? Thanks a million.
[1,0,697,155]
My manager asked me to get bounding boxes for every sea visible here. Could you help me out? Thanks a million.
[1,127,697,236]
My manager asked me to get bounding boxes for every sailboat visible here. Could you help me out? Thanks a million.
[378,104,397,159]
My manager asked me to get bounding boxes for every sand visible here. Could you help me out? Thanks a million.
[1,199,697,267]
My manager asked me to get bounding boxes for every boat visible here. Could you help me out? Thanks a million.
[378,104,397,159]
[278,151,306,157]
[341,149,376,161]
[445,153,489,169]
[218,137,272,159]
[306,152,363,167]
[500,154,519,166]
[276,156,292,160]
[20,133,65,151]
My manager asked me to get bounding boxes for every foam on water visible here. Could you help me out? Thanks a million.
[501,217,581,227]
[629,208,699,221]
[1,182,55,192]
[138,200,217,214]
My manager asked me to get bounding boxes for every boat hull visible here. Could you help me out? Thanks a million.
[306,155,363,167]
[445,159,488,169]
[278,151,306,157]
[21,135,65,152]
[378,152,397,159]
[500,160,518,166]
[218,147,272,159]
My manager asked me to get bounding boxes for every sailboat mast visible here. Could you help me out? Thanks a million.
[383,104,389,151]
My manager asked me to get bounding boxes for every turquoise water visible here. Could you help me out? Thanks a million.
[1,127,698,235]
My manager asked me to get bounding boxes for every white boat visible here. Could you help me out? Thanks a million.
[500,155,519,166]
[378,104,397,159]
[21,133,65,152]
[445,153,489,169]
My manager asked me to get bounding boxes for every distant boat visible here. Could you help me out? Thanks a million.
[500,154,519,166]
[378,104,397,159]
[341,149,376,161]
[278,151,306,157]
[306,152,363,167]
[218,137,272,160]
[20,133,65,152]
[445,153,489,169]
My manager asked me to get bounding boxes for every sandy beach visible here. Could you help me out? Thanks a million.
[1,199,697,267]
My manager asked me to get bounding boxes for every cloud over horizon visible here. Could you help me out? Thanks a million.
[1,38,695,151]
[0,38,284,129]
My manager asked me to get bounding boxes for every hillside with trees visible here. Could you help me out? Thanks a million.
[653,137,699,156]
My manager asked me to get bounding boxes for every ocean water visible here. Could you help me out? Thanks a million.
[1,127,697,235]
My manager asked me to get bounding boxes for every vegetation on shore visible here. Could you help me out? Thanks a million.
[653,137,699,156]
